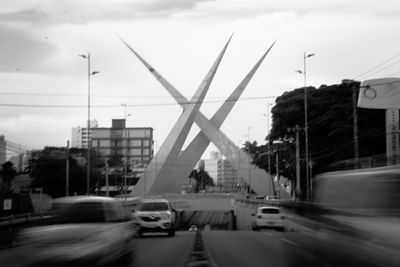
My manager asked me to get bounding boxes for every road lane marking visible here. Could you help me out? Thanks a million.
[281,238,298,246]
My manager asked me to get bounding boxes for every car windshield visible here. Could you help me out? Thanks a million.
[56,202,105,223]
[137,202,169,211]
[261,208,280,214]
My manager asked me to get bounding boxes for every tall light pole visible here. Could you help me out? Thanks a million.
[296,52,315,201]
[66,140,70,196]
[246,127,252,195]
[79,53,99,195]
[121,102,132,196]
[263,102,274,175]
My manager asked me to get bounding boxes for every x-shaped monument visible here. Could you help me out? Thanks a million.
[121,36,275,197]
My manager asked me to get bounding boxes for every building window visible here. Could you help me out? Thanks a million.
[99,140,110,147]
[130,149,142,156]
[129,140,141,146]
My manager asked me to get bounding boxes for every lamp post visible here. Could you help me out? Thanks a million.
[263,102,274,175]
[121,102,132,196]
[237,139,243,193]
[66,140,69,196]
[296,52,315,201]
[79,53,99,195]
[246,127,252,195]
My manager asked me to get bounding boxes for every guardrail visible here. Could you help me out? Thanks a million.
[0,213,53,248]
[0,212,52,225]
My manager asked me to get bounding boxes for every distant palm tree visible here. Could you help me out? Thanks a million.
[0,161,17,193]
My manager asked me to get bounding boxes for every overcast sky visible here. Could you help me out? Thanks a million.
[1,0,400,157]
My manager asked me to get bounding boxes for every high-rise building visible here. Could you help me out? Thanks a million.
[198,151,239,192]
[90,119,153,166]
[219,160,239,192]
[71,120,98,148]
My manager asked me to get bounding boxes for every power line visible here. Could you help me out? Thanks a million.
[353,51,400,80]
[0,91,278,100]
[362,58,400,79]
[0,95,278,109]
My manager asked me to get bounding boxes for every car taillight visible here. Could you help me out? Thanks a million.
[280,215,285,219]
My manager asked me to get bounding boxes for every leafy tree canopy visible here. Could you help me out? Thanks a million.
[29,147,103,198]
[246,82,385,198]
[0,161,17,193]
[189,169,215,192]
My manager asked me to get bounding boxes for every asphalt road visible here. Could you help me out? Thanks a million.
[203,230,326,267]
[202,228,396,267]
[131,231,195,267]
[1,228,394,267]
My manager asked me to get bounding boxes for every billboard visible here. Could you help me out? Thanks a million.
[358,78,400,109]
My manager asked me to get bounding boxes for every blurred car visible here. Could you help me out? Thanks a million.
[310,166,400,266]
[189,225,198,232]
[265,195,279,201]
[251,206,285,231]
[132,198,176,237]
[203,224,211,232]
[17,196,135,267]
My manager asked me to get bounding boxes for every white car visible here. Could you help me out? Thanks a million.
[132,199,176,237]
[251,206,285,231]
[17,196,135,267]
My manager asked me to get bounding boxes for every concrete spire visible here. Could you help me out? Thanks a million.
[164,42,276,195]
[124,37,276,195]
[122,36,232,196]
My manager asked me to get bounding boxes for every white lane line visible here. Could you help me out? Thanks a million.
[281,238,299,246]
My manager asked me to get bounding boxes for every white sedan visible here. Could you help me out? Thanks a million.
[251,206,285,231]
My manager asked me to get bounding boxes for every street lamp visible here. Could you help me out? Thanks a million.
[245,127,252,195]
[121,102,132,196]
[79,53,99,195]
[296,52,315,201]
[263,102,274,175]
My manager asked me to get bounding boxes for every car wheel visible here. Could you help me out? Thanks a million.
[167,229,175,237]
[137,229,143,237]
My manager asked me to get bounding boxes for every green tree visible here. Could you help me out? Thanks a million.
[189,169,215,192]
[0,161,17,193]
[268,82,385,193]
[29,147,103,198]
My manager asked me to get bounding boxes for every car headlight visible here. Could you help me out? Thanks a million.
[160,213,171,220]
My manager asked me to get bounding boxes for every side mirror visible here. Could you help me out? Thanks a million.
[251,213,255,216]
[171,208,177,213]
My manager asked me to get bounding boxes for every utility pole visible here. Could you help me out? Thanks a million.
[352,83,359,168]
[342,79,360,169]
[287,126,301,199]
[105,158,109,197]
[295,125,301,198]
[267,140,271,175]
[275,149,279,195]
[66,140,70,196]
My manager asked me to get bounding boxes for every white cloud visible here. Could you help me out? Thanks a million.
[1,0,400,151]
